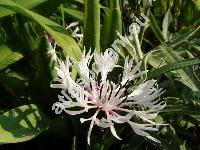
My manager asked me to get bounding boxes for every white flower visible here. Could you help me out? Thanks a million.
[51,49,166,145]
[66,21,83,41]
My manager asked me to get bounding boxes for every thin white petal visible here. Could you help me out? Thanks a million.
[110,125,122,140]
[87,110,99,145]
[63,109,86,115]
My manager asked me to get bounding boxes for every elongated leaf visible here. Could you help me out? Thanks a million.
[161,104,200,116]
[101,0,122,50]
[75,0,84,4]
[62,7,83,22]
[154,58,200,77]
[0,40,23,71]
[162,9,172,41]
[170,26,200,48]
[0,0,82,60]
[149,11,165,43]
[0,0,46,18]
[83,0,100,52]
[0,104,49,144]
[187,39,200,55]
[35,0,64,17]
[148,45,200,93]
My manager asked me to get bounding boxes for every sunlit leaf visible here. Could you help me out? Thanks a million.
[0,0,46,18]
[162,9,172,41]
[0,40,23,71]
[0,104,49,144]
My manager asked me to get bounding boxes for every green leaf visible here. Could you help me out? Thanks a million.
[149,11,165,43]
[62,7,83,22]
[170,26,200,48]
[160,125,183,148]
[162,9,172,41]
[191,0,200,8]
[101,0,122,50]
[187,39,200,55]
[0,40,23,71]
[0,104,49,144]
[29,38,58,115]
[83,0,100,52]
[0,69,28,95]
[0,0,47,18]
[148,45,200,93]
[0,0,82,60]
[35,0,64,17]
[154,58,200,77]
[161,104,200,115]
[75,0,84,4]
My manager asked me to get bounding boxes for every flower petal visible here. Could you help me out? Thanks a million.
[94,49,119,81]
[110,125,122,140]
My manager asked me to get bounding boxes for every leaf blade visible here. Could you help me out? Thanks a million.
[0,40,23,71]
[0,0,47,18]
[0,0,82,60]
[0,104,49,144]
[83,0,100,52]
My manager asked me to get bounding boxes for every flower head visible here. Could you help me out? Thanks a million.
[51,49,166,145]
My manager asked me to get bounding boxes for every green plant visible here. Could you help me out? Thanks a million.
[0,0,199,149]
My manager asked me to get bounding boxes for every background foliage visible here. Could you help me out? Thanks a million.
[0,0,199,149]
